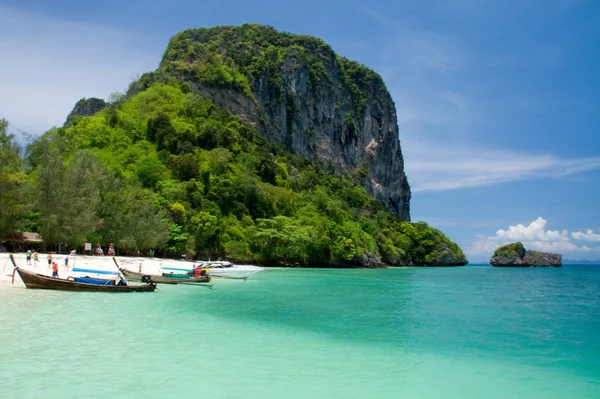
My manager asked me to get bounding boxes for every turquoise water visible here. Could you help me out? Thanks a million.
[1,265,599,398]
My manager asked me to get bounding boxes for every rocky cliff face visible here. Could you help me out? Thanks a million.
[523,250,562,267]
[64,97,106,126]
[146,25,411,220]
[490,242,562,267]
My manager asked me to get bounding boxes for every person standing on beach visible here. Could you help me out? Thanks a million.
[108,243,115,256]
[51,261,59,278]
[47,253,53,269]
[33,250,39,266]
[26,250,32,265]
[64,257,69,271]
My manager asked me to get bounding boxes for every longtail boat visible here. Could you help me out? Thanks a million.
[113,258,211,286]
[117,266,211,286]
[161,262,264,280]
[14,267,156,292]
[10,254,156,292]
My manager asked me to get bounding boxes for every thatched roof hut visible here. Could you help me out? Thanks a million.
[4,232,43,243]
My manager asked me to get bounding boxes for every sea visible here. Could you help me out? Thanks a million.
[1,264,599,398]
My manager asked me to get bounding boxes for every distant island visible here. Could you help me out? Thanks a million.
[490,242,561,267]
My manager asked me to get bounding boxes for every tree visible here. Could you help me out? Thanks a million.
[207,148,232,175]
[30,136,105,251]
[107,92,125,105]
[0,119,28,241]
[190,211,218,250]
[251,216,313,264]
[97,181,169,252]
[147,113,177,152]
[29,133,105,251]
[30,130,66,249]
[166,223,192,255]
[59,151,103,248]
[137,155,165,189]
[172,153,200,181]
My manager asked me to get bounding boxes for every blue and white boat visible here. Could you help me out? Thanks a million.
[195,261,264,280]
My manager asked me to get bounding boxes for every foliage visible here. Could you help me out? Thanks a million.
[0,119,29,240]
[523,250,545,265]
[493,242,526,259]
[337,57,383,116]
[7,73,464,264]
[30,133,105,250]
[159,24,380,117]
[25,126,168,253]
[137,155,166,189]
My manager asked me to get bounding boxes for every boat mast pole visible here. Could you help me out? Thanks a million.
[8,253,17,268]
[112,257,128,284]
[9,254,18,284]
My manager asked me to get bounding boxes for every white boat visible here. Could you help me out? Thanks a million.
[196,261,264,280]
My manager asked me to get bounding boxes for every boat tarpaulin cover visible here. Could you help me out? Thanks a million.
[74,277,114,285]
[71,268,118,275]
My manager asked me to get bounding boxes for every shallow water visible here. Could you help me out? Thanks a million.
[1,265,599,398]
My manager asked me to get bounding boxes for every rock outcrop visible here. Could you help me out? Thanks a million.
[523,250,562,267]
[436,247,469,266]
[140,25,411,220]
[403,247,468,267]
[490,242,562,267]
[64,97,106,126]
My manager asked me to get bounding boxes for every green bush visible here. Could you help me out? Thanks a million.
[493,242,526,258]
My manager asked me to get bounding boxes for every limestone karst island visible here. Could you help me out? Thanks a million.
[2,25,468,267]
[490,242,562,267]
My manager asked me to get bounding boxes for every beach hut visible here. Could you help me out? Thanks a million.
[1,232,43,252]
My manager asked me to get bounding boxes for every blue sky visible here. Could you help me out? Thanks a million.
[1,0,599,261]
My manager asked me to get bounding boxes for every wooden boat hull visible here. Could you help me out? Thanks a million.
[15,268,156,292]
[118,267,211,285]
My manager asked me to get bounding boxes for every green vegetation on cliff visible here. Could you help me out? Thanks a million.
[130,24,381,118]
[1,82,465,265]
[492,242,526,259]
[523,250,546,265]
[0,25,466,266]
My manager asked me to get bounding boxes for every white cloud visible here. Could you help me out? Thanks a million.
[495,217,569,242]
[0,6,161,137]
[403,140,600,192]
[571,229,600,242]
[466,217,600,258]
[530,241,593,252]
[375,30,600,193]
